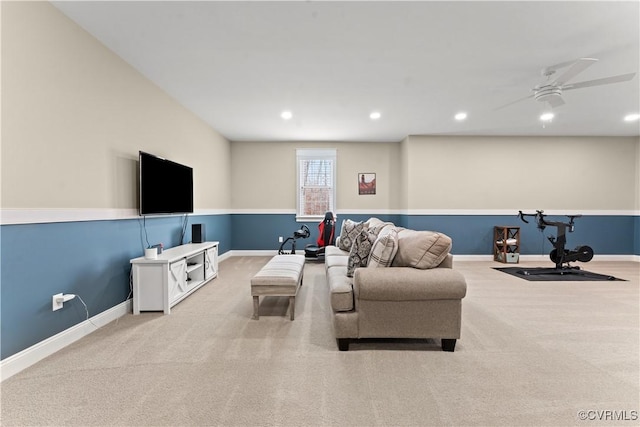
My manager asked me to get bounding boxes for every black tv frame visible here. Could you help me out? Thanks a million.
[139,151,194,216]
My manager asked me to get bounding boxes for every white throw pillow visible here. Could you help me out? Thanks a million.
[368,228,399,268]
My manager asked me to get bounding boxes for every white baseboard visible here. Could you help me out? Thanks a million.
[517,254,638,262]
[591,254,639,262]
[454,254,638,262]
[136,250,640,264]
[0,299,132,382]
[452,255,555,262]
[223,250,280,257]
[222,252,639,262]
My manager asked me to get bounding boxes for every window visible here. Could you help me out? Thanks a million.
[296,149,336,221]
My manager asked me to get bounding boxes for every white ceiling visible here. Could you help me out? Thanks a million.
[53,1,640,142]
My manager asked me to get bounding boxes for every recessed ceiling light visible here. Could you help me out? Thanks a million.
[540,112,554,122]
[624,113,640,122]
[281,110,292,120]
[369,111,381,120]
[454,112,467,121]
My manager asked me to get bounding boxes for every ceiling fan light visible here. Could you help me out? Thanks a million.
[454,112,467,121]
[624,113,640,122]
[540,112,554,122]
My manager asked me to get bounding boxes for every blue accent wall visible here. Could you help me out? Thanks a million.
[405,214,636,255]
[635,215,640,256]
[230,213,404,251]
[0,214,231,360]
[230,213,637,256]
[0,211,636,360]
[231,214,305,251]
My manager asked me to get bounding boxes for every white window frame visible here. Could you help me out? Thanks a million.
[296,148,337,222]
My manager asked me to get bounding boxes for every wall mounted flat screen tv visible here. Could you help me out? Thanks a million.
[139,151,193,215]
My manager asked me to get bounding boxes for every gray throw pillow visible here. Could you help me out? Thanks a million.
[347,229,376,277]
[338,219,368,252]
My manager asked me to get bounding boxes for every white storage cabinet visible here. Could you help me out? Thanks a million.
[130,242,218,314]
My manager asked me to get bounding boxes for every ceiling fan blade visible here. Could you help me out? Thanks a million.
[542,58,585,75]
[547,96,565,108]
[562,72,636,90]
[494,94,534,111]
[551,58,598,86]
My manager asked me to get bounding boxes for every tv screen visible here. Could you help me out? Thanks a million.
[139,151,193,215]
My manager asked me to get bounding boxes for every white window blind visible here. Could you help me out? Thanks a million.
[296,149,336,221]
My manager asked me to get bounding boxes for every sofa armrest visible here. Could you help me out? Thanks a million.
[439,253,453,268]
[353,267,466,301]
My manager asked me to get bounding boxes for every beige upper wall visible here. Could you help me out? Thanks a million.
[337,141,401,211]
[1,1,230,211]
[406,135,638,211]
[231,140,401,211]
[232,136,638,213]
[1,2,637,216]
[399,136,409,210]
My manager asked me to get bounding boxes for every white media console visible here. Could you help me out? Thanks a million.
[130,242,219,314]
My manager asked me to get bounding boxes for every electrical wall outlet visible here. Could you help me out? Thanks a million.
[52,293,75,311]
[278,236,283,243]
[52,293,64,311]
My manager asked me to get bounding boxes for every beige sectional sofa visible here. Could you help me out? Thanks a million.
[325,218,467,351]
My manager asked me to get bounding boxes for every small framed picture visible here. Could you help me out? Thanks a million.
[358,173,376,195]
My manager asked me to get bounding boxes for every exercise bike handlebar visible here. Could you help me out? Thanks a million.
[518,210,582,230]
[517,210,544,224]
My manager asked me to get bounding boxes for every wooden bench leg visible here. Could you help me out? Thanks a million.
[289,296,295,320]
[252,296,259,320]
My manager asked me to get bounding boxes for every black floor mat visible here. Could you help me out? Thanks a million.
[494,267,626,281]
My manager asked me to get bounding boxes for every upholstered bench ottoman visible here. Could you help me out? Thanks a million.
[251,255,305,320]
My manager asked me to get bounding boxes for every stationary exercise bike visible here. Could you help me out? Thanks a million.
[518,210,594,275]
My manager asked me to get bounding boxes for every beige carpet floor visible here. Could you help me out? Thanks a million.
[1,257,638,426]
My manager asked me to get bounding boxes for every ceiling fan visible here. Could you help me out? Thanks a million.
[497,57,636,110]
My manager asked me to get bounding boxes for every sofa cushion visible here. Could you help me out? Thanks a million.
[327,266,354,312]
[326,253,348,270]
[324,245,349,257]
[367,227,399,268]
[365,217,385,228]
[391,229,452,269]
[368,221,395,238]
[337,219,368,252]
[354,267,467,301]
[347,229,376,277]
